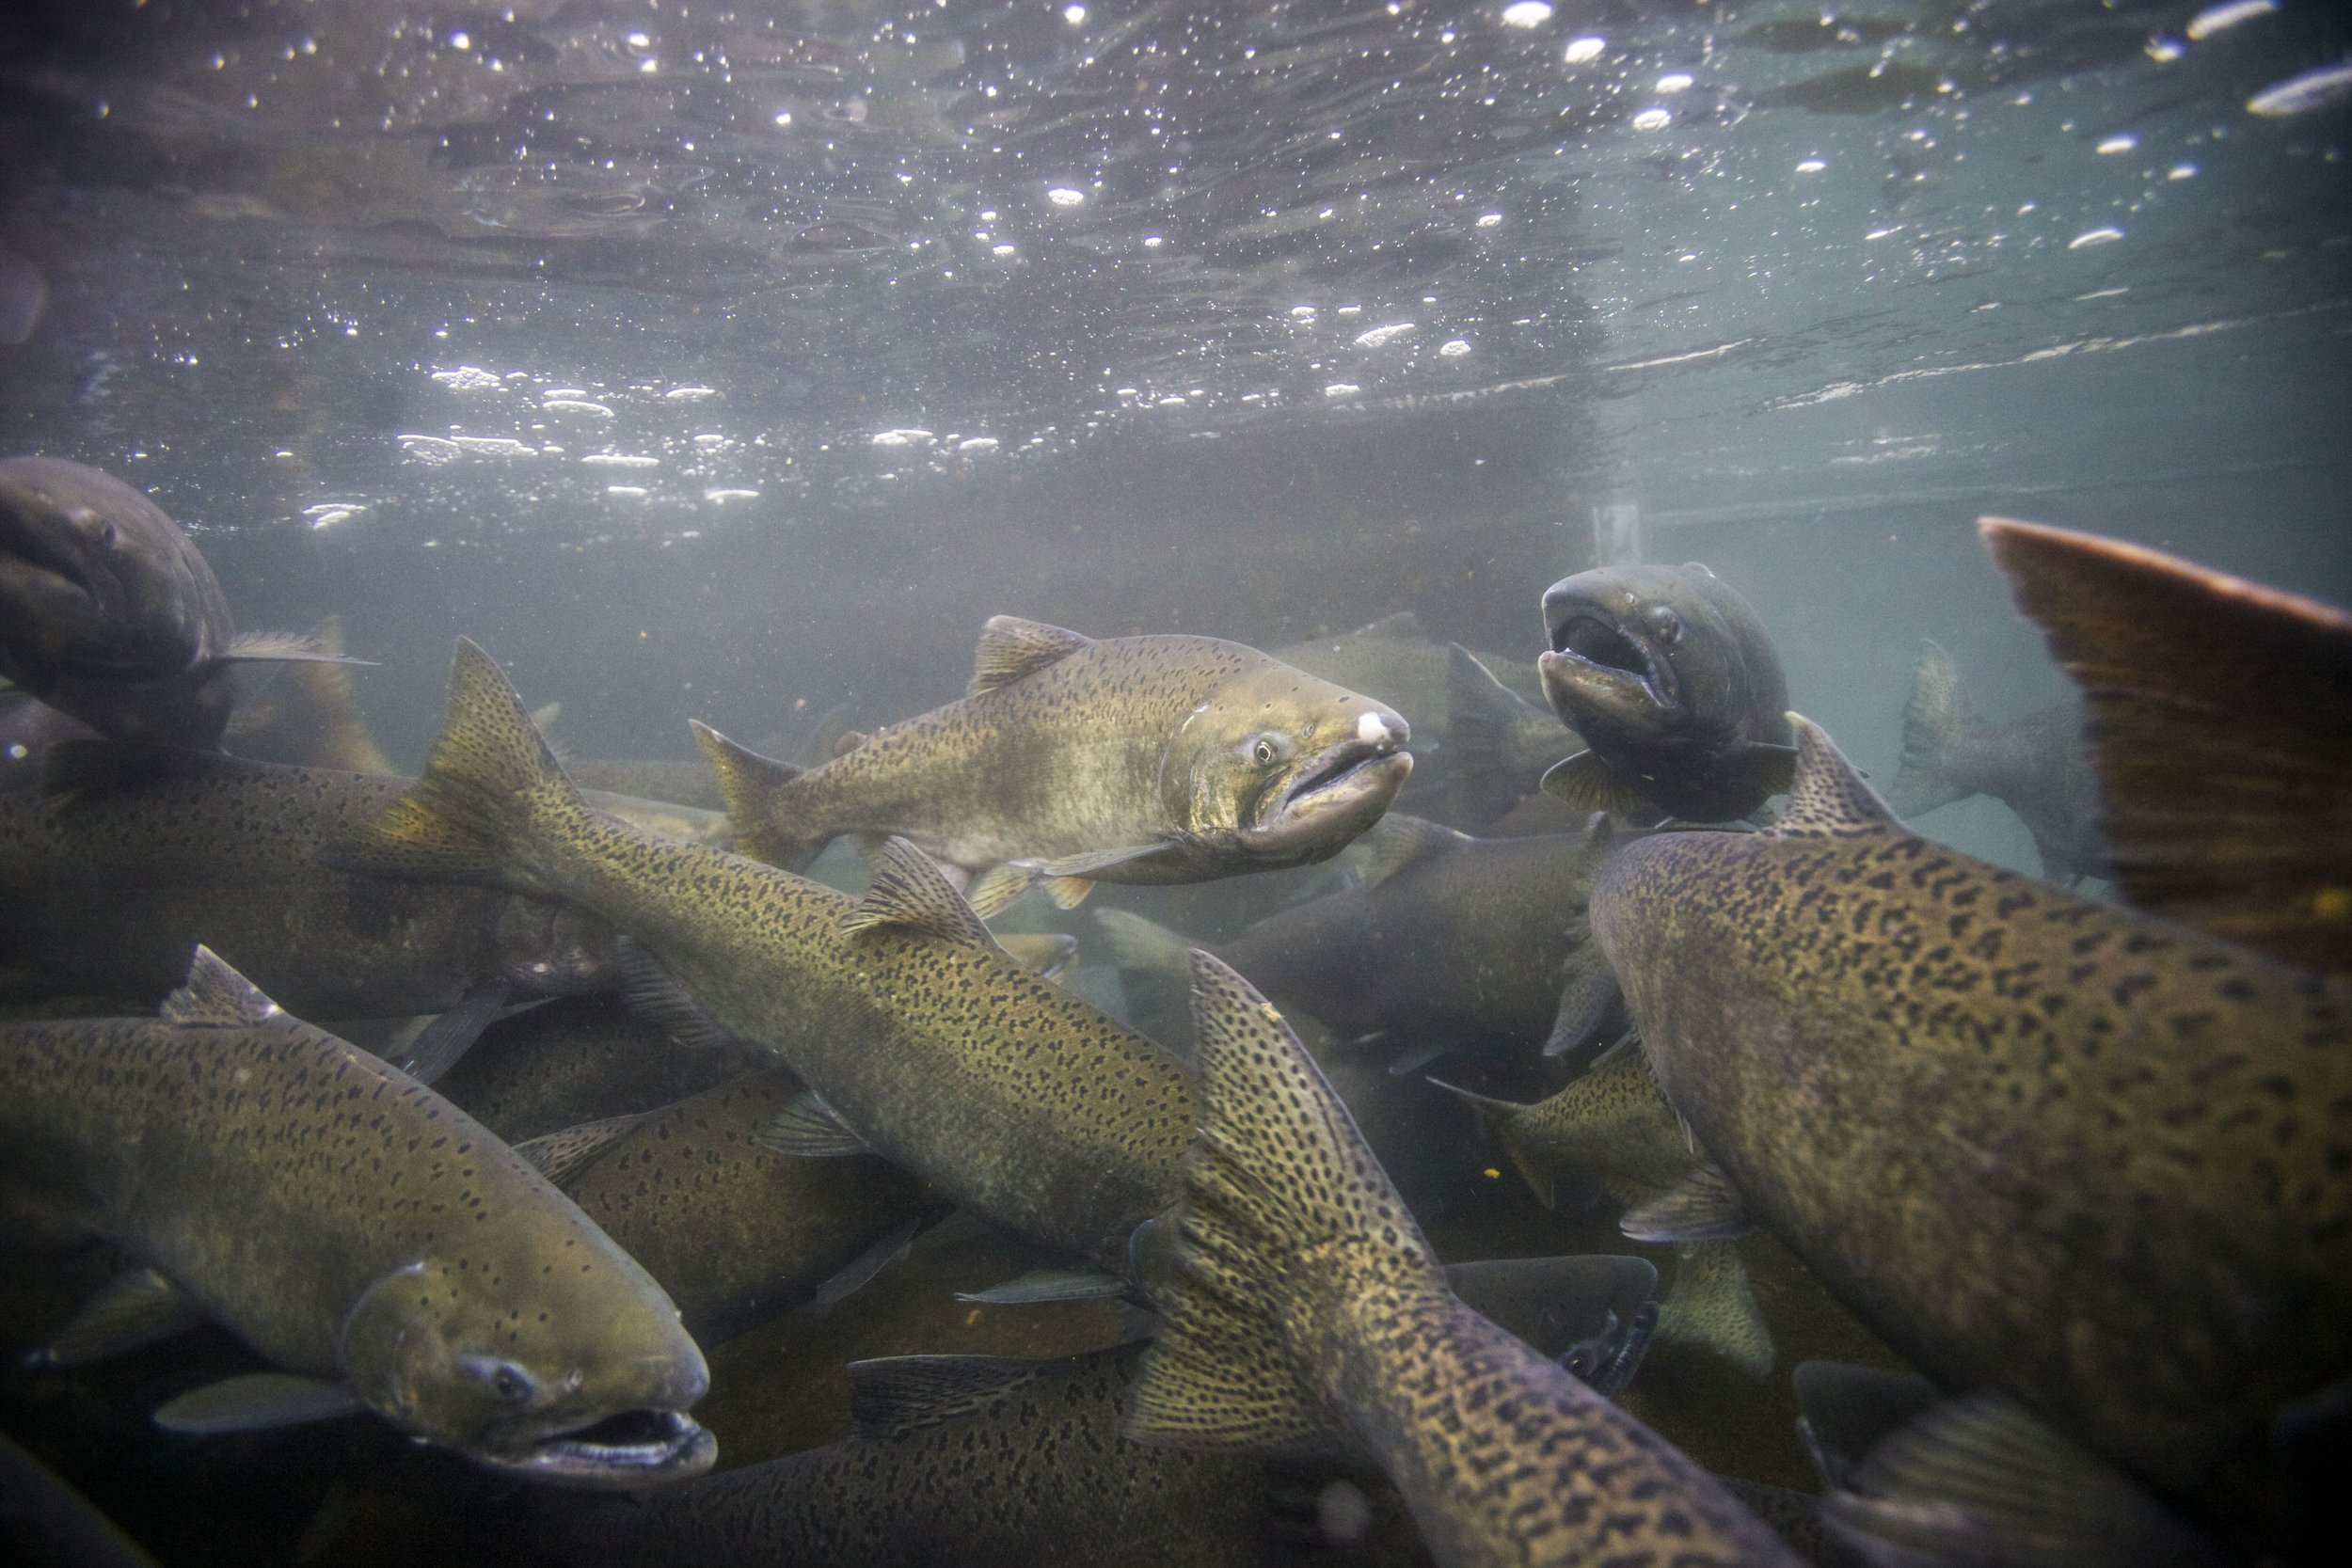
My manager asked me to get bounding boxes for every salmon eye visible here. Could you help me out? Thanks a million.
[461,1354,540,1404]
[1253,738,1277,767]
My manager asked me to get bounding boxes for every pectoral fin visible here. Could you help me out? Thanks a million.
[848,1354,1052,1438]
[1544,948,1620,1060]
[1540,751,1659,816]
[393,978,510,1086]
[1820,1391,2217,1567]
[955,1269,1132,1307]
[810,1215,930,1308]
[1620,1162,1752,1243]
[221,630,375,666]
[39,1267,207,1367]
[754,1091,868,1158]
[513,1113,648,1187]
[966,863,1041,920]
[153,1373,367,1435]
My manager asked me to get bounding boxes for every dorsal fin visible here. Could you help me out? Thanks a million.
[161,946,280,1027]
[1351,813,1470,887]
[842,837,1010,958]
[846,1354,1051,1438]
[968,616,1091,697]
[1349,610,1424,641]
[1772,714,1899,836]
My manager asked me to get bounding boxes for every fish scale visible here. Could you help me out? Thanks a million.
[1594,716,2352,1531]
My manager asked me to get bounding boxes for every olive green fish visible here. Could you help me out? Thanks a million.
[329,640,1197,1279]
[522,1341,1431,1568]
[516,1067,944,1341]
[1,949,713,1486]
[1591,713,2352,1544]
[432,994,759,1145]
[1128,950,1799,1567]
[1434,1046,1774,1374]
[0,744,620,1018]
[1536,562,1794,823]
[697,615,1411,913]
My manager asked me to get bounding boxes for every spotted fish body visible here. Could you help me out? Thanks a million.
[1130,951,1798,1568]
[1591,715,2352,1527]
[331,641,1198,1276]
[540,1068,943,1341]
[0,747,618,1017]
[0,952,712,1483]
[527,1343,1430,1568]
[704,617,1411,892]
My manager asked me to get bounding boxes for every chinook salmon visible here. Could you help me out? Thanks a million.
[1127,950,1800,1568]
[695,615,1411,914]
[0,455,353,751]
[1,949,713,1486]
[1536,562,1793,823]
[516,1067,944,1342]
[1590,712,2352,1549]
[0,744,620,1018]
[522,1341,1433,1568]
[1096,814,1627,1072]
[328,640,1199,1279]
[1434,1046,1774,1376]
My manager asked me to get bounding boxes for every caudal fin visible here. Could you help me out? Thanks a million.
[1126,950,1440,1449]
[1651,1240,1774,1376]
[1889,640,1971,817]
[326,639,580,892]
[1427,1079,1562,1209]
[688,721,826,871]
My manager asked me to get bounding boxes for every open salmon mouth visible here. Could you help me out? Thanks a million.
[1546,613,1673,707]
[479,1406,716,1488]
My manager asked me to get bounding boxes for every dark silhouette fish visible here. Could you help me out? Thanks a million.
[1,949,714,1487]
[1591,712,2351,1552]
[1095,813,1627,1073]
[1982,515,2352,978]
[0,456,352,751]
[1535,562,1793,823]
[1890,638,2105,883]
[1127,950,1800,1567]
[697,614,1411,914]
[431,995,760,1144]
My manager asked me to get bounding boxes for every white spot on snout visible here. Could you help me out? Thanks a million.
[1357,711,1391,745]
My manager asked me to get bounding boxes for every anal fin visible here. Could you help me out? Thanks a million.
[1541,751,1662,818]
